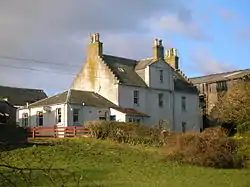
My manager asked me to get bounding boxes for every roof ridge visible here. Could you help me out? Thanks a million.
[0,85,44,91]
[190,68,250,79]
[103,54,137,62]
[28,90,68,107]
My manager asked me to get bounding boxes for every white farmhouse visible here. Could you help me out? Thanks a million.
[17,33,202,132]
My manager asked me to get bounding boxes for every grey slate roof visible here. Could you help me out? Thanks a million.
[135,58,154,70]
[102,55,148,87]
[0,85,47,106]
[28,89,118,108]
[190,68,250,84]
[102,54,197,93]
[173,71,198,93]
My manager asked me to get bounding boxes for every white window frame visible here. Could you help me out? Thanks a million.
[22,113,28,127]
[56,108,62,123]
[133,90,139,106]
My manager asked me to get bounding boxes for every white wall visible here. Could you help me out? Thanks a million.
[17,103,68,127]
[148,61,174,91]
[70,57,119,105]
[173,92,202,132]
[118,85,173,126]
[110,108,126,122]
[67,104,110,126]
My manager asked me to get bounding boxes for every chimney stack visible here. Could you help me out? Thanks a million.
[87,32,103,58]
[153,39,164,60]
[165,48,179,70]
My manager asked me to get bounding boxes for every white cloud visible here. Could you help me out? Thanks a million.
[0,0,192,95]
[189,47,235,75]
[149,11,210,41]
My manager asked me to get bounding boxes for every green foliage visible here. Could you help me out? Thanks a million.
[211,81,250,132]
[165,127,245,169]
[1,138,250,187]
[237,121,250,134]
[86,121,162,146]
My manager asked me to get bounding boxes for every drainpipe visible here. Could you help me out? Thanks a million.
[65,89,71,127]
[172,91,175,131]
[28,104,31,127]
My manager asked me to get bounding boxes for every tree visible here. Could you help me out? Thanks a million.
[211,80,250,132]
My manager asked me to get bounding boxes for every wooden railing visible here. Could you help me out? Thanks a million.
[25,126,90,138]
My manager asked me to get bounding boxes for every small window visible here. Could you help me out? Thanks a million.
[159,70,163,83]
[181,122,186,133]
[133,90,139,105]
[56,108,62,123]
[136,119,141,124]
[158,93,163,107]
[181,96,186,111]
[22,113,28,127]
[36,111,43,126]
[110,115,116,121]
[129,118,132,122]
[73,109,79,123]
[118,67,125,72]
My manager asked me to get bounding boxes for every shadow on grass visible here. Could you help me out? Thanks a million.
[0,141,56,152]
[0,167,109,187]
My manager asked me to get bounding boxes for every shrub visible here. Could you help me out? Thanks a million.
[85,121,162,146]
[237,121,250,134]
[0,123,28,146]
[165,127,245,168]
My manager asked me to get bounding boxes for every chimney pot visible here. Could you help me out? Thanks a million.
[153,38,164,60]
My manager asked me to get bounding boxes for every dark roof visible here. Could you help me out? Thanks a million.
[0,85,47,106]
[102,54,197,93]
[112,107,149,117]
[102,55,148,87]
[28,91,68,107]
[173,71,198,93]
[28,89,118,108]
[0,100,15,112]
[190,68,250,84]
[135,58,154,70]
[68,89,117,108]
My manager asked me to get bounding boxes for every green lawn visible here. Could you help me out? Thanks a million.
[0,138,250,187]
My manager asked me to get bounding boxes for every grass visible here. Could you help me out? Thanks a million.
[0,137,250,187]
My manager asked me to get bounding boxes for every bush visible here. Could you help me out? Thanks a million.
[85,121,162,146]
[0,123,28,146]
[237,121,250,134]
[165,127,245,168]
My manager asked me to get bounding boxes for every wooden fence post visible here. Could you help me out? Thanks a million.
[73,126,76,137]
[32,127,36,138]
[54,126,57,138]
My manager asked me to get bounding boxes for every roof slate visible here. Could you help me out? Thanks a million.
[190,69,250,84]
[102,55,148,87]
[102,54,197,93]
[0,85,47,106]
[28,89,118,108]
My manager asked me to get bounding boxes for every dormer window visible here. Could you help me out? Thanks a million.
[159,70,163,83]
[118,67,125,72]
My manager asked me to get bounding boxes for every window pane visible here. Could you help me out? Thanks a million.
[158,93,163,107]
[73,109,79,122]
[160,70,163,82]
[133,91,139,105]
[181,96,186,111]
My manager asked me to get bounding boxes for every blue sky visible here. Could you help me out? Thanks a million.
[0,0,249,96]
[165,0,250,77]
